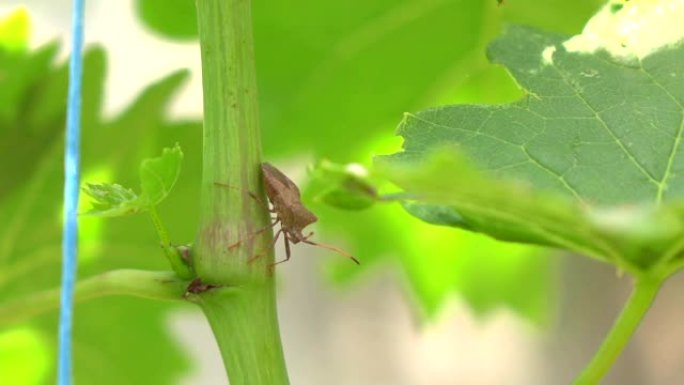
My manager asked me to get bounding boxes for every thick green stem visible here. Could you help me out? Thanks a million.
[194,0,270,282]
[573,275,664,385]
[193,0,289,384]
[0,269,187,327]
[189,285,288,384]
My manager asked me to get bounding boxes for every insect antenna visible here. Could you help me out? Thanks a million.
[299,236,360,265]
[227,218,280,250]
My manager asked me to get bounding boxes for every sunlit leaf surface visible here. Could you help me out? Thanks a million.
[382,15,684,273]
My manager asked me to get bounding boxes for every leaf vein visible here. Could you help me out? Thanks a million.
[550,65,660,186]
[637,62,684,203]
[520,146,585,202]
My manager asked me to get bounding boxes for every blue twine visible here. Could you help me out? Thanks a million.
[59,0,85,383]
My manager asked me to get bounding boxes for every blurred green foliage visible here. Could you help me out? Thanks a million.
[0,7,198,384]
[0,1,608,383]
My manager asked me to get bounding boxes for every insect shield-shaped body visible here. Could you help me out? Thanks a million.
[260,162,359,266]
[261,162,317,242]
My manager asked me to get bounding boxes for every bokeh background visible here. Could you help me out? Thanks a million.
[1,0,684,384]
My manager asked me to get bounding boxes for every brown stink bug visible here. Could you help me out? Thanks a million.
[222,163,360,267]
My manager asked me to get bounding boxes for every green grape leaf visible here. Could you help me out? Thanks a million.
[380,151,593,250]
[390,24,684,205]
[82,183,142,216]
[139,143,183,206]
[381,150,684,273]
[381,4,684,273]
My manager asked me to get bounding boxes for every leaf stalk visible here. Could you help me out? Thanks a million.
[0,269,188,328]
[573,274,664,385]
[148,205,194,278]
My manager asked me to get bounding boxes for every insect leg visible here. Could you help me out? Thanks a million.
[227,218,280,250]
[246,225,283,264]
[214,182,274,212]
[270,231,292,268]
[248,190,276,213]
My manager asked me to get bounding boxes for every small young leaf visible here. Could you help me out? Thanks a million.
[83,144,183,216]
[139,143,183,206]
[82,183,143,217]
[310,160,378,210]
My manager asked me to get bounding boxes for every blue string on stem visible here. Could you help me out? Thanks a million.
[59,0,85,383]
